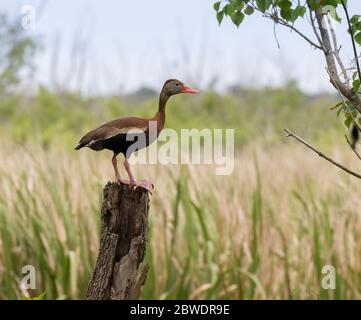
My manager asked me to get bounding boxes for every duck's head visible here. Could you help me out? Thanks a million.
[162,79,200,97]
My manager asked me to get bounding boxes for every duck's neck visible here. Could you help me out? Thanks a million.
[152,91,169,133]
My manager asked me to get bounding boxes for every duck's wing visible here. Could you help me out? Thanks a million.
[75,117,149,150]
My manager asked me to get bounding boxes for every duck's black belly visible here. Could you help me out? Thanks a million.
[91,130,156,156]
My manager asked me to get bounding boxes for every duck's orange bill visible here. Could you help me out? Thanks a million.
[182,85,200,93]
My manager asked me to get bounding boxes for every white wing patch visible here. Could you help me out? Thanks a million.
[117,126,148,134]
[86,140,97,147]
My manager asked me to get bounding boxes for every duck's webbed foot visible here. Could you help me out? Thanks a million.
[130,179,154,193]
[117,177,130,185]
[123,158,154,193]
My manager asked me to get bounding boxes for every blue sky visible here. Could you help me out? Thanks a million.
[4,0,361,94]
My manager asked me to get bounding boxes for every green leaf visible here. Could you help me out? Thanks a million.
[351,15,361,25]
[213,1,221,12]
[217,11,224,25]
[224,4,235,16]
[353,78,360,93]
[230,0,244,11]
[293,5,306,18]
[323,0,338,7]
[309,0,320,10]
[244,5,255,15]
[337,105,344,117]
[278,0,292,11]
[280,9,293,21]
[231,11,245,27]
[335,12,342,23]
[329,101,343,110]
[354,32,361,45]
[345,116,352,129]
[256,0,272,13]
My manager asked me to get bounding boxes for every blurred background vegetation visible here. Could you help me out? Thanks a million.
[1,81,342,149]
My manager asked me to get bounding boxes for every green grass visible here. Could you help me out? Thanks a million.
[1,141,361,299]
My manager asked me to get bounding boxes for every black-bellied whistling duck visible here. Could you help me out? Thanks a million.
[75,79,199,192]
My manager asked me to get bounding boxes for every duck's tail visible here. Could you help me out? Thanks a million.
[74,143,85,150]
[351,123,359,149]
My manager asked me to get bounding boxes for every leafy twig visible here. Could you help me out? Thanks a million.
[326,67,361,132]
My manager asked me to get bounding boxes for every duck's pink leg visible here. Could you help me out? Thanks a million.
[124,158,154,192]
[112,154,129,184]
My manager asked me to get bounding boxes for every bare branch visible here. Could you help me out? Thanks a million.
[307,1,323,49]
[273,21,281,49]
[250,4,323,50]
[275,18,323,50]
[284,128,361,180]
[326,13,350,84]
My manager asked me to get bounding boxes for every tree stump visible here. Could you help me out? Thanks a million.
[86,182,150,300]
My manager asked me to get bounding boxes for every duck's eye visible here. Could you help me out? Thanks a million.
[175,83,179,87]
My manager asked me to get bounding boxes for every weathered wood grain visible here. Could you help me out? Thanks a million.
[86,182,150,300]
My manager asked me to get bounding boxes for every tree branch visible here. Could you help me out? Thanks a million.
[284,128,361,180]
[340,0,361,85]
[326,67,361,132]
[307,1,324,49]
[345,134,361,160]
[275,18,323,50]
[250,4,323,50]
[326,13,350,84]
[315,8,361,113]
